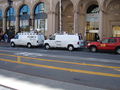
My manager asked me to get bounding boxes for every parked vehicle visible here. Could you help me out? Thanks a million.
[10,32,45,48]
[87,37,120,54]
[44,33,84,51]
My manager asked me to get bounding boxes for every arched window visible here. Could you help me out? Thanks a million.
[6,7,16,39]
[7,7,16,29]
[34,2,47,34]
[19,5,30,31]
[0,9,3,36]
[86,5,99,41]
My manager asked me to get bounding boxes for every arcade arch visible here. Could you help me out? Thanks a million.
[107,0,120,37]
[34,2,47,34]
[86,4,99,41]
[55,0,74,34]
[6,7,16,39]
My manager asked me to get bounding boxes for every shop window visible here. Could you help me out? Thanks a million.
[19,5,30,31]
[34,2,47,33]
[113,25,120,37]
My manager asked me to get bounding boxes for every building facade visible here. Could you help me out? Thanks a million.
[0,0,120,41]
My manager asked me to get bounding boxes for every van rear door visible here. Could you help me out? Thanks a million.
[79,35,84,47]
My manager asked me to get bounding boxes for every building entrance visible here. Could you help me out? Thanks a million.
[86,5,99,41]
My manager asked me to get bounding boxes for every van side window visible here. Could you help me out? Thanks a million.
[49,36,55,40]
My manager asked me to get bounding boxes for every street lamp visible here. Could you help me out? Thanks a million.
[41,3,46,36]
[7,0,13,42]
[59,0,62,33]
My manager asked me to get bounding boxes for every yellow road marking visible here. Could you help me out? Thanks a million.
[17,56,21,62]
[0,58,120,78]
[0,53,120,69]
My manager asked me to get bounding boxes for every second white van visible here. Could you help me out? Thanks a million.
[44,34,84,51]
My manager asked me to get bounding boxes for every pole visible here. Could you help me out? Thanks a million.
[43,3,45,36]
[59,0,62,33]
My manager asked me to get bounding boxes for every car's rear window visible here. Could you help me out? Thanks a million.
[109,38,117,43]
[119,39,120,42]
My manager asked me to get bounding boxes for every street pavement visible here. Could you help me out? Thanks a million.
[0,42,120,90]
[0,69,105,90]
[0,41,10,46]
[0,42,104,90]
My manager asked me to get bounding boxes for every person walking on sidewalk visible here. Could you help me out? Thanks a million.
[4,33,8,43]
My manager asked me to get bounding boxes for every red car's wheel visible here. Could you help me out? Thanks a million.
[116,47,120,54]
[90,46,97,52]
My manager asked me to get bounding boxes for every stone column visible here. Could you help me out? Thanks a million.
[74,10,79,33]
[30,14,34,30]
[15,15,19,34]
[2,16,6,33]
[47,11,56,37]
[79,13,86,40]
[99,10,106,40]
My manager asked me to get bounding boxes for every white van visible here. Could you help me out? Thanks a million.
[44,34,84,51]
[10,32,45,48]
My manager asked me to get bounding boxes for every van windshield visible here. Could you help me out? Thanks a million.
[14,35,19,39]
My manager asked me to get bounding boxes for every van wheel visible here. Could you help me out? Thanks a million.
[45,44,50,49]
[90,46,97,52]
[11,42,15,47]
[116,47,120,54]
[68,45,74,51]
[27,43,32,48]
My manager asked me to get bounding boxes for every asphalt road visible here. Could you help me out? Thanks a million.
[0,45,120,90]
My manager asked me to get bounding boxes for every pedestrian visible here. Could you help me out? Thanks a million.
[4,33,8,43]
[95,33,99,41]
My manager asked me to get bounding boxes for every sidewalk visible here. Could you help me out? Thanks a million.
[0,41,10,47]
[0,69,105,90]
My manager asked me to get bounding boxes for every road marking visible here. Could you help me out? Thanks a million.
[0,53,120,70]
[15,52,43,57]
[0,58,120,78]
[0,49,120,64]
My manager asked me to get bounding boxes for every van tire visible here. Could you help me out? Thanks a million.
[116,47,120,54]
[68,45,74,51]
[90,46,97,52]
[11,42,15,47]
[27,43,32,48]
[45,44,50,49]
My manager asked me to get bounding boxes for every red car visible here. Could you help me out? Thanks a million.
[87,37,120,54]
